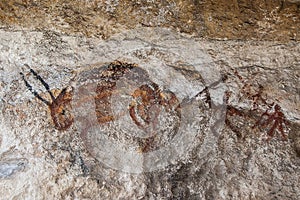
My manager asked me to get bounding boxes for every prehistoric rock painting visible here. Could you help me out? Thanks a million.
[93,62,136,124]
[77,61,182,153]
[21,61,292,146]
[253,104,289,141]
[20,65,74,131]
[129,83,181,152]
[224,66,291,141]
[21,61,184,153]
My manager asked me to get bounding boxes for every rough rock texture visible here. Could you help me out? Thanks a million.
[0,1,299,200]
[0,0,299,40]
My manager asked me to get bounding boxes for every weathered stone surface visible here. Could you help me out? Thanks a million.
[0,1,299,200]
[0,0,299,40]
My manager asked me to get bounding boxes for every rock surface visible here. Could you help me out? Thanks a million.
[0,1,299,199]
[0,0,299,40]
